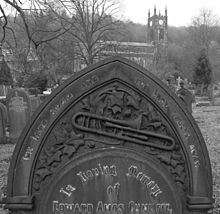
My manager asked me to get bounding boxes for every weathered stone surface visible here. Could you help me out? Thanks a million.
[6,88,31,143]
[1,57,213,214]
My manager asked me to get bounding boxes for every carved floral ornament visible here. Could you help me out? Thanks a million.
[33,83,187,194]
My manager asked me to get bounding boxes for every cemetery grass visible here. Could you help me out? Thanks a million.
[0,144,14,214]
[0,106,220,213]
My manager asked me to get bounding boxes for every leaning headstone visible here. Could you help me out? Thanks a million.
[0,102,7,144]
[6,88,31,143]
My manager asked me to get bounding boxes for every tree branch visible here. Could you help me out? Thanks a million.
[0,4,8,43]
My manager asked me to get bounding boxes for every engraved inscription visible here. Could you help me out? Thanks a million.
[53,201,93,213]
[50,93,74,117]
[22,146,34,161]
[50,162,175,213]
[129,201,173,214]
[31,119,48,141]
[96,201,124,214]
[152,90,168,111]
[107,182,120,196]
[60,184,76,197]
[126,165,162,198]
[52,201,173,214]
[189,145,200,168]
[172,113,190,139]
[77,163,117,183]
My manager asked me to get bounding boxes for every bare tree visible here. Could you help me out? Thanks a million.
[1,0,70,49]
[187,9,220,96]
[0,0,73,87]
[1,0,122,87]
[188,9,219,52]
[43,0,122,65]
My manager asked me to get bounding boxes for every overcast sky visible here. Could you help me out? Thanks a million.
[120,0,220,27]
[1,0,220,27]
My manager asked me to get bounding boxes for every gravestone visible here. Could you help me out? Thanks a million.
[30,96,42,115]
[176,81,194,113]
[1,57,213,214]
[0,102,7,144]
[6,88,31,143]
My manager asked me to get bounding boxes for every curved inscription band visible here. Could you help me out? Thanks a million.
[72,112,175,150]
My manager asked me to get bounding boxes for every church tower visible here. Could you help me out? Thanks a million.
[147,5,168,44]
[147,6,168,63]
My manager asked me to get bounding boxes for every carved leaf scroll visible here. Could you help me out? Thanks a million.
[33,127,85,191]
[33,82,187,194]
[78,83,187,191]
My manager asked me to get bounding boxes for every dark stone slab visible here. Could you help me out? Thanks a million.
[1,57,213,214]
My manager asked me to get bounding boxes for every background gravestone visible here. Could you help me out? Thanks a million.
[30,96,42,115]
[6,88,31,144]
[1,57,213,214]
[0,102,8,144]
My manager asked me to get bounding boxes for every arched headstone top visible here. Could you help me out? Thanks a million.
[3,57,213,213]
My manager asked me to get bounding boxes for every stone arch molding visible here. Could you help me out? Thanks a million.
[3,57,213,213]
